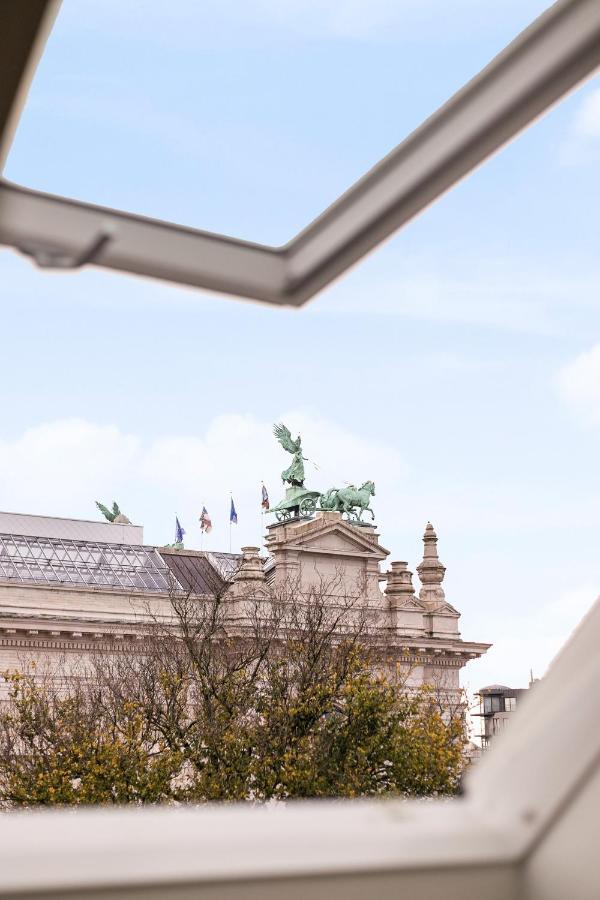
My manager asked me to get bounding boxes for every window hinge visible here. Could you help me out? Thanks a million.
[16,222,115,270]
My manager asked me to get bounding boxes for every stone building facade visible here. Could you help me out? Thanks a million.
[0,509,489,696]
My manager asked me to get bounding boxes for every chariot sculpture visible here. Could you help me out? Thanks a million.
[267,423,375,525]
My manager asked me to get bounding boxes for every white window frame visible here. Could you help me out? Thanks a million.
[1,4,600,896]
[1,0,599,307]
[0,595,599,898]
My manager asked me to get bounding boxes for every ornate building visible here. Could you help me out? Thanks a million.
[0,508,489,696]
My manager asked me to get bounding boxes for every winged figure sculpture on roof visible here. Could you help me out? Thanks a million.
[273,423,306,487]
[95,501,131,525]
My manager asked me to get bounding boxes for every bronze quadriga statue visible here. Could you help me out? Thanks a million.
[268,423,375,525]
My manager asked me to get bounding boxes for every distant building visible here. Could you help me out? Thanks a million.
[0,509,490,698]
[475,683,534,748]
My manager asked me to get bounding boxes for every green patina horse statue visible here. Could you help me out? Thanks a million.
[319,480,375,522]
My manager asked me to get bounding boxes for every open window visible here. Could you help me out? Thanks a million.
[1,3,600,898]
[1,0,600,306]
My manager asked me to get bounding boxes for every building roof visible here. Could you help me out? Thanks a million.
[0,533,171,593]
[479,684,523,695]
[0,511,143,545]
[160,550,241,594]
[206,552,242,581]
[0,510,244,596]
[0,528,241,596]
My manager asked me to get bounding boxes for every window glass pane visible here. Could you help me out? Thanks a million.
[4,0,551,245]
[2,3,599,747]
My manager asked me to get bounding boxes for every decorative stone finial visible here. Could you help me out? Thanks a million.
[233,547,265,583]
[416,522,446,606]
[385,561,416,604]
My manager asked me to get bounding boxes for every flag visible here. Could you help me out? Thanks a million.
[199,506,212,533]
[230,497,238,524]
[261,483,270,510]
[175,516,186,544]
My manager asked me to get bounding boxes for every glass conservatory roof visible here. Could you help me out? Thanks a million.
[0,533,176,593]
[207,552,242,581]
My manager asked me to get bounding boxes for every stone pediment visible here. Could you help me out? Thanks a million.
[266,513,389,562]
[296,528,385,557]
[427,601,460,618]
[395,596,426,611]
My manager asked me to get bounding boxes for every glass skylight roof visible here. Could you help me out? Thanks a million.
[207,552,242,581]
[0,534,176,593]
[4,1,552,246]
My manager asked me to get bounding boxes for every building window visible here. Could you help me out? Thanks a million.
[505,697,517,712]
[483,695,503,714]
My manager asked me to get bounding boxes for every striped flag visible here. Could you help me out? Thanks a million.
[261,484,270,510]
[199,506,212,533]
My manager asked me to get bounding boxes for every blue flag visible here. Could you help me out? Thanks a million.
[175,516,186,544]
[230,497,238,524]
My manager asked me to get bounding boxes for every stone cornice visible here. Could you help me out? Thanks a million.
[0,636,138,651]
[0,610,158,628]
[0,632,478,665]
[283,544,384,560]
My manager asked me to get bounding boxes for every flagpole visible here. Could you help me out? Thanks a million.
[260,481,269,549]
[229,492,232,554]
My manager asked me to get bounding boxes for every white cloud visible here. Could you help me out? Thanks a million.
[556,344,600,425]
[0,414,405,551]
[573,88,600,140]
[0,421,141,514]
[314,253,600,336]
[560,85,600,165]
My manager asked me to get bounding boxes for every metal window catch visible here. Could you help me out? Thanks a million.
[17,223,115,270]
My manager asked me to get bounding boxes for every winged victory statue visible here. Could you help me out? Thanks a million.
[267,423,321,520]
[273,423,306,487]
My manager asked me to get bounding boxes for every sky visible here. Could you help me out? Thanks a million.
[2,0,600,699]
